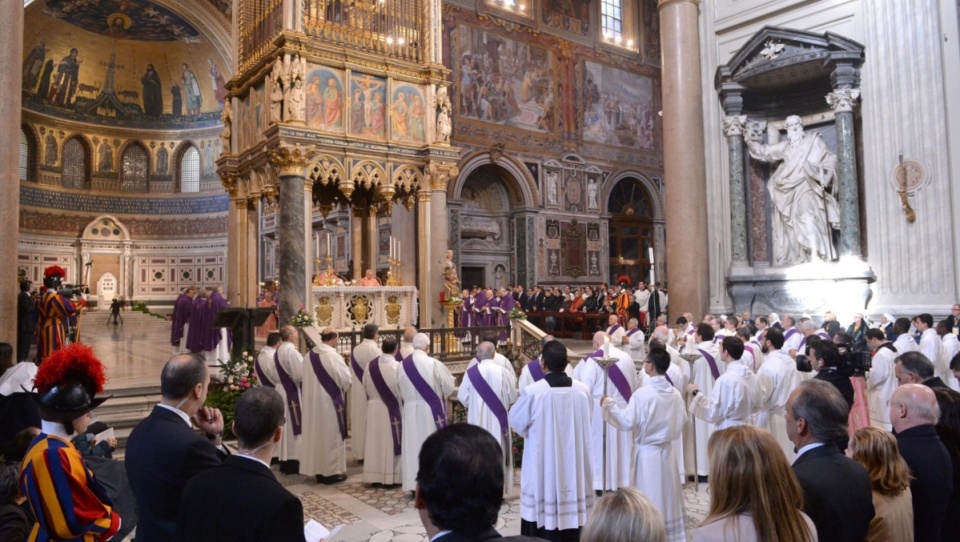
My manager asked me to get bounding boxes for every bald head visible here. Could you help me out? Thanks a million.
[477,341,496,361]
[403,326,418,343]
[280,325,298,342]
[593,331,609,349]
[890,383,940,432]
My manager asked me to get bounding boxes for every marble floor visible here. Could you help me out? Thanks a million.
[76,310,709,541]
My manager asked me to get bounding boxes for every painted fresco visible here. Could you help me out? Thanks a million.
[582,61,655,149]
[390,84,427,143]
[541,0,590,37]
[456,25,554,133]
[348,74,387,139]
[305,67,345,133]
[22,1,230,128]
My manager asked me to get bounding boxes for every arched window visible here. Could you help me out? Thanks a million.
[121,144,149,193]
[62,138,89,189]
[19,129,30,181]
[180,146,200,193]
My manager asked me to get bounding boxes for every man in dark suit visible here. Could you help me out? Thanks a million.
[786,380,874,542]
[895,351,949,389]
[125,354,228,542]
[416,424,544,542]
[890,383,953,542]
[16,280,35,362]
[177,386,306,541]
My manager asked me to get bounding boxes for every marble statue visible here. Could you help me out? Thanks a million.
[587,178,598,209]
[269,78,284,123]
[220,101,232,150]
[442,249,460,298]
[436,87,452,143]
[546,170,558,205]
[286,77,306,122]
[747,115,839,265]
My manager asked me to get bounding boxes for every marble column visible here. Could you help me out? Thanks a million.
[244,197,260,306]
[352,209,364,281]
[827,86,862,258]
[365,212,378,273]
[723,115,749,265]
[303,183,314,313]
[416,189,435,327]
[659,0,709,317]
[1,4,23,349]
[226,193,246,305]
[271,148,311,326]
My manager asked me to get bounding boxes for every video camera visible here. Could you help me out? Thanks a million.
[796,348,872,377]
[57,284,88,300]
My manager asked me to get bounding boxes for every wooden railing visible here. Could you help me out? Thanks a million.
[302,0,424,62]
[239,0,285,71]
[328,325,511,365]
[522,311,610,340]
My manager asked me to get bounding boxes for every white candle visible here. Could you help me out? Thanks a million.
[603,336,610,358]
[391,237,395,260]
[648,247,654,264]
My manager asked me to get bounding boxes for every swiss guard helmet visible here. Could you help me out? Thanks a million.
[42,265,67,290]
[31,343,111,434]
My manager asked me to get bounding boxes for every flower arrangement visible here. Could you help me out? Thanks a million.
[508,307,528,321]
[512,432,524,467]
[206,348,259,439]
[290,305,314,328]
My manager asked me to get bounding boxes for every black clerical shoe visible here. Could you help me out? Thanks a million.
[317,473,348,485]
[697,475,708,484]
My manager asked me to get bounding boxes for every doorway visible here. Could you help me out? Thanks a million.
[462,267,485,291]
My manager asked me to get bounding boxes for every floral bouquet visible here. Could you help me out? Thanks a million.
[290,305,314,328]
[508,307,528,321]
[206,348,259,439]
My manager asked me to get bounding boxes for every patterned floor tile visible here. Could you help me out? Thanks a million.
[299,490,362,527]
[334,483,415,515]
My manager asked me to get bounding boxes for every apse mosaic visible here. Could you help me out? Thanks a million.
[23,1,230,128]
[582,61,655,149]
[455,25,555,133]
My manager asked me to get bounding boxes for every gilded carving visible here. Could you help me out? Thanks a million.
[385,294,402,325]
[315,295,334,326]
[269,145,315,177]
[349,295,372,325]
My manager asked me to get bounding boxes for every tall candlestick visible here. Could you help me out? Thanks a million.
[328,235,332,259]
[603,336,610,358]
[648,247,654,264]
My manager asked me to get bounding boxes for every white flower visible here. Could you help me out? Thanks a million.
[247,355,254,362]
[241,351,248,357]
[227,376,234,384]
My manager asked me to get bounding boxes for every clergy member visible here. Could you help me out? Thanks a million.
[255,332,281,389]
[458,341,519,495]
[171,287,196,354]
[359,268,381,287]
[518,336,572,391]
[207,286,232,364]
[573,331,637,492]
[302,327,352,484]
[892,317,918,355]
[397,326,417,361]
[397,332,454,493]
[602,347,687,542]
[363,337,403,485]
[497,288,515,344]
[623,317,646,363]
[467,332,517,390]
[606,314,626,345]
[185,288,210,354]
[350,324,382,462]
[865,328,898,431]
[509,340,594,541]
[472,287,488,327]
[687,323,725,480]
[687,336,761,429]
[274,326,304,474]
[756,327,803,462]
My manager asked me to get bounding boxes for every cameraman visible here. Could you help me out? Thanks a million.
[811,341,854,408]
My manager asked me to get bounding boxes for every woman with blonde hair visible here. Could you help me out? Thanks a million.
[581,487,666,542]
[847,426,914,541]
[692,425,816,542]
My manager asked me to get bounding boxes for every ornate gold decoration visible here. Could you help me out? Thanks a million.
[386,294,402,324]
[220,173,238,197]
[490,142,505,164]
[315,295,334,326]
[350,296,372,325]
[269,145,315,177]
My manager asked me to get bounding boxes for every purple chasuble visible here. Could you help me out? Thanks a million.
[368,359,402,455]
[466,363,509,438]
[527,358,545,382]
[186,297,208,353]
[401,354,447,430]
[171,293,192,344]
[274,352,302,435]
[458,298,472,327]
[607,363,633,401]
[308,351,348,440]
[473,291,488,326]
[698,348,721,380]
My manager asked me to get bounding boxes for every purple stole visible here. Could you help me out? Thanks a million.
[743,344,755,358]
[626,328,640,337]
[698,348,721,380]
[394,348,403,362]
[466,363,509,438]
[784,328,799,342]
[589,349,604,360]
[664,372,674,386]
[401,354,447,430]
[608,324,622,335]
[798,336,808,349]
[368,359,402,455]
[527,358,545,382]
[255,357,274,389]
[350,352,368,382]
[273,351,302,435]
[818,331,830,340]
[307,351,348,440]
[607,363,633,401]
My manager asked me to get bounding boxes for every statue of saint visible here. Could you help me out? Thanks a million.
[746,115,839,265]
[442,249,460,298]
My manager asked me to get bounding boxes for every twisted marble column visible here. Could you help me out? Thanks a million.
[827,88,863,257]
[724,115,748,264]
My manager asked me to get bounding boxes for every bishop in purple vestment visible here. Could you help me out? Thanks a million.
[497,289,515,342]
[171,287,197,347]
[204,287,233,352]
[186,290,210,353]
[473,288,488,328]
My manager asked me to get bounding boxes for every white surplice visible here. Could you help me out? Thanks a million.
[867,345,898,431]
[399,341,415,360]
[688,358,761,429]
[624,328,646,362]
[300,343,352,477]
[350,339,382,461]
[639,360,686,479]
[274,341,303,462]
[607,325,627,346]
[893,333,919,356]
[784,328,804,352]
[466,353,518,390]
[508,376,595,531]
[518,359,573,391]
[572,345,636,491]
[602,376,687,542]
[756,348,802,463]
[397,349,455,492]
[686,341,725,477]
[362,354,402,485]
[458,359,519,495]
[940,333,960,390]
[255,345,279,387]
[919,328,942,372]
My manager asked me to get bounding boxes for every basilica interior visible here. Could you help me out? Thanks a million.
[4,0,960,539]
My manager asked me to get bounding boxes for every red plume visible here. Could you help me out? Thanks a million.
[43,265,67,279]
[616,275,632,288]
[34,343,107,394]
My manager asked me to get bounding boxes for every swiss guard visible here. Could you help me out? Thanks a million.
[36,266,85,363]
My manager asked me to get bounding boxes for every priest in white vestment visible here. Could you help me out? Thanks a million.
[573,332,636,491]
[509,340,594,541]
[937,320,960,389]
[602,346,687,542]
[350,324,383,461]
[687,336,761,429]
[274,326,304,473]
[254,333,281,388]
[755,327,802,462]
[892,317,919,355]
[685,323,726,478]
[518,337,573,391]
[398,326,417,360]
[397,333,454,492]
[623,318,646,363]
[865,329,898,431]
[738,327,764,372]
[606,314,627,345]
[645,337,687,479]
[458,342,519,495]
[301,327,352,483]
[466,332,518,390]
[362,337,403,485]
[915,315,942,373]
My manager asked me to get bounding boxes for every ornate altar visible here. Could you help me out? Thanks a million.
[312,286,418,331]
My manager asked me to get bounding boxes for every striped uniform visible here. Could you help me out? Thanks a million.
[19,434,121,541]
[36,291,77,362]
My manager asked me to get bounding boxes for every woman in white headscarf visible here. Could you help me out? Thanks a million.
[876,313,895,341]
